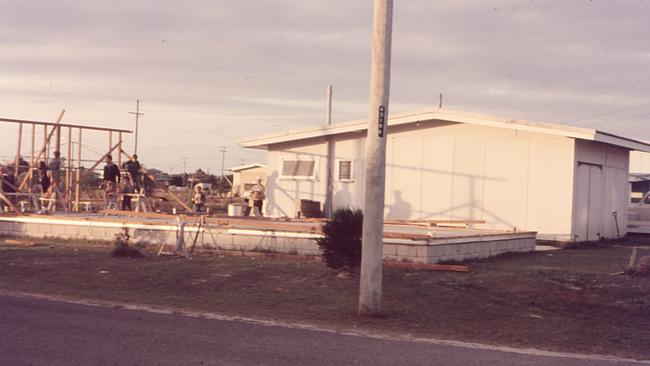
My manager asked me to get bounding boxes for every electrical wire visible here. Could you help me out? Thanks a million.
[566,102,650,125]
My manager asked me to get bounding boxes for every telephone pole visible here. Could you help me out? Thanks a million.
[181,157,187,174]
[128,99,144,155]
[218,146,228,178]
[325,84,334,218]
[358,0,394,317]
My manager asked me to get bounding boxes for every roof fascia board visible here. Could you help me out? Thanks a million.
[594,132,650,152]
[239,109,650,152]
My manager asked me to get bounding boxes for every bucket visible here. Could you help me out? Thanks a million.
[228,203,246,217]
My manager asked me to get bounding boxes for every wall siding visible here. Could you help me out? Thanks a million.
[266,122,580,239]
[572,140,629,240]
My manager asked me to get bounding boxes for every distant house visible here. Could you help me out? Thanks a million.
[240,109,650,241]
[629,151,650,200]
[147,168,172,186]
[228,163,267,196]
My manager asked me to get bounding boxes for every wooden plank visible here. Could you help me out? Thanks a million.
[15,122,22,179]
[100,209,172,220]
[0,191,21,214]
[75,128,82,211]
[0,117,132,133]
[30,124,35,168]
[18,110,65,191]
[98,209,324,233]
[0,176,19,192]
[80,141,122,180]
[383,261,471,273]
[117,132,122,168]
[383,232,430,240]
[167,190,192,212]
[66,126,72,209]
[384,219,485,225]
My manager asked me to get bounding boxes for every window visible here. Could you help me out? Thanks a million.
[337,160,354,182]
[281,159,316,179]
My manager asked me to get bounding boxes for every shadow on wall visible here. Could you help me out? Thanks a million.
[266,139,516,229]
[265,170,287,217]
[385,190,411,219]
[333,183,353,209]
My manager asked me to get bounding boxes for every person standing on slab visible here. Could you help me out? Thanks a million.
[123,154,142,192]
[250,177,265,217]
[48,151,61,195]
[37,161,50,194]
[192,185,206,213]
[121,175,135,211]
[102,154,120,209]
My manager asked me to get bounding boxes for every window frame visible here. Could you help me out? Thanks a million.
[279,158,318,180]
[335,159,354,182]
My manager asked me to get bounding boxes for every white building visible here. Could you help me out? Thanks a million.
[240,109,650,241]
[228,163,267,196]
[630,150,650,174]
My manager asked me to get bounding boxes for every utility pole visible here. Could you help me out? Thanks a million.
[325,84,334,218]
[128,99,144,155]
[181,157,187,174]
[358,0,394,317]
[218,146,228,178]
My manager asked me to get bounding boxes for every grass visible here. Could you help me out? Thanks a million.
[0,235,649,360]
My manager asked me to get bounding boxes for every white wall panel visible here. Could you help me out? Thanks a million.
[420,137,455,219]
[482,138,529,230]
[264,121,638,241]
[450,136,486,221]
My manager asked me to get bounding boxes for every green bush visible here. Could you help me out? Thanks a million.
[316,208,363,271]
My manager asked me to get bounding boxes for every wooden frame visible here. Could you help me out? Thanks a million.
[0,111,132,213]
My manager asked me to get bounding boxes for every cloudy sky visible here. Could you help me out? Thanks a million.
[1,0,649,173]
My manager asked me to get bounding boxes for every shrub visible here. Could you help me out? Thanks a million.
[316,208,363,272]
[112,227,143,258]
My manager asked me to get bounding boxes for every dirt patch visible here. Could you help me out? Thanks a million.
[0,236,649,360]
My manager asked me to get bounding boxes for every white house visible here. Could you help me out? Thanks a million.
[240,109,650,241]
[228,163,267,196]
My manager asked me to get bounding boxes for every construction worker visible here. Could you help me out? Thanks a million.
[123,154,142,192]
[48,151,61,195]
[250,177,265,217]
[192,185,206,213]
[102,154,120,209]
[121,175,135,211]
[37,161,50,194]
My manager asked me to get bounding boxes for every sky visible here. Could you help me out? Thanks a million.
[1,0,649,173]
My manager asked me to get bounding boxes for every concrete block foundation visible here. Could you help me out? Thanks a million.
[0,213,536,263]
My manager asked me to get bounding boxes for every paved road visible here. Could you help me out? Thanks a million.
[0,293,646,366]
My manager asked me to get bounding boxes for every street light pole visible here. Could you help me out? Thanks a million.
[358,0,394,317]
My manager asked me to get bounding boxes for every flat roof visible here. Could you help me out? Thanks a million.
[239,108,650,152]
[227,163,267,172]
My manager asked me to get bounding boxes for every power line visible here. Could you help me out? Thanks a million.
[590,111,650,128]
[566,101,650,125]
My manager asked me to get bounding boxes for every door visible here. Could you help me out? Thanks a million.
[574,162,603,241]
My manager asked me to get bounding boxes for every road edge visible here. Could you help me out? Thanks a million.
[2,289,648,365]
